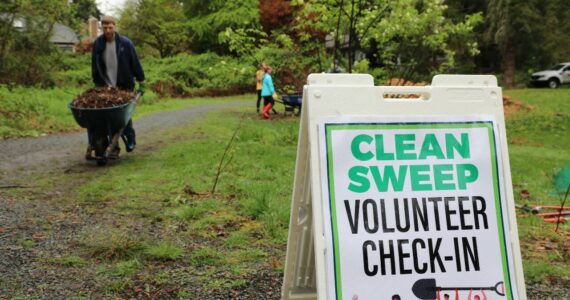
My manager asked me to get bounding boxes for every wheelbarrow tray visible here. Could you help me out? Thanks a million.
[278,94,302,115]
[68,99,136,133]
[281,94,302,107]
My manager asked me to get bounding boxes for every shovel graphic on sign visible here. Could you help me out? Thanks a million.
[412,278,506,299]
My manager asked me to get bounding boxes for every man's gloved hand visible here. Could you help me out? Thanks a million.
[136,82,146,95]
[272,92,278,100]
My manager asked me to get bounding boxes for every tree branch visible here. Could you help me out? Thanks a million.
[211,116,243,194]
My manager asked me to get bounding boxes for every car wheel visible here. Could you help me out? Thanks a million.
[547,78,560,88]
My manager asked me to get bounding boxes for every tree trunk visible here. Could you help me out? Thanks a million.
[332,0,344,72]
[347,0,356,73]
[503,38,516,88]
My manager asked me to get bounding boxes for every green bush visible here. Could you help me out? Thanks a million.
[144,53,255,97]
[50,52,257,97]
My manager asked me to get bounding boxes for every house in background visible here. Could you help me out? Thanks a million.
[50,23,79,52]
[6,15,80,52]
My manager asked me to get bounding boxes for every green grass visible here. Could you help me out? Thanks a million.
[16,238,35,248]
[101,259,143,277]
[190,246,224,266]
[48,255,87,267]
[503,88,570,282]
[80,227,144,260]
[144,243,184,261]
[504,88,570,205]
[173,204,204,220]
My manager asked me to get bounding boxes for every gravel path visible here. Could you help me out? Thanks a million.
[0,101,250,182]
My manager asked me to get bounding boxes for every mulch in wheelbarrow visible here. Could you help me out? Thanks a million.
[71,86,136,109]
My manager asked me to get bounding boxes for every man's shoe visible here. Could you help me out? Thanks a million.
[125,130,136,152]
[108,146,121,159]
[85,146,94,160]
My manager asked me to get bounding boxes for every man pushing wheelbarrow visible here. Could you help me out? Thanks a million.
[85,15,145,161]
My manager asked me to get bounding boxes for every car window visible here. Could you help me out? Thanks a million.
[564,66,570,72]
[549,64,564,70]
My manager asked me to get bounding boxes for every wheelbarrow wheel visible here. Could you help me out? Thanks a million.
[93,134,109,166]
[96,158,108,166]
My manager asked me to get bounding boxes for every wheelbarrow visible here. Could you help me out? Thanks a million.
[275,94,302,115]
[68,93,141,166]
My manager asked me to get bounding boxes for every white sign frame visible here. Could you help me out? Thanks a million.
[282,74,526,300]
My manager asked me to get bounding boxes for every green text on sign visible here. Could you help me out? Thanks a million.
[348,133,478,193]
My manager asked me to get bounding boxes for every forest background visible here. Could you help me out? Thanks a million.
[1,0,569,96]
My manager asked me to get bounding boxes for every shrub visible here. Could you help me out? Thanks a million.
[143,53,255,97]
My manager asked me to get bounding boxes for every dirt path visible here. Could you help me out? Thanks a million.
[0,101,249,183]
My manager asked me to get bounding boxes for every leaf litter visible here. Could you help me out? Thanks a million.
[71,86,135,109]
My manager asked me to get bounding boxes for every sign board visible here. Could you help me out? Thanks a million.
[282,74,526,300]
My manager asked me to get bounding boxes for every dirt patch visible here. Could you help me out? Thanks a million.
[520,229,570,298]
[383,78,429,99]
[521,230,570,260]
[503,95,533,117]
[385,78,429,86]
[225,269,282,299]
[71,86,136,109]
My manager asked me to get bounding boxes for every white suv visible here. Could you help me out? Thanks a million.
[530,62,570,88]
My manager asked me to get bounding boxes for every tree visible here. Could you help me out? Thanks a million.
[362,0,482,80]
[297,0,481,81]
[487,0,570,87]
[119,0,188,58]
[0,0,76,86]
[220,0,330,91]
[181,0,259,54]
[259,0,296,34]
[70,0,101,22]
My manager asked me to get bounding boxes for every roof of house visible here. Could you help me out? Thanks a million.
[49,23,79,44]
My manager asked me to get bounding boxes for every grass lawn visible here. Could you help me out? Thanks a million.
[503,88,570,283]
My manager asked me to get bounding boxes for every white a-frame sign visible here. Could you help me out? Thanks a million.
[282,74,526,300]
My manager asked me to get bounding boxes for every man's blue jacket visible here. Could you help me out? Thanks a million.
[91,33,145,91]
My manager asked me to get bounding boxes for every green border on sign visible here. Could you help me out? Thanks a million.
[324,122,513,300]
